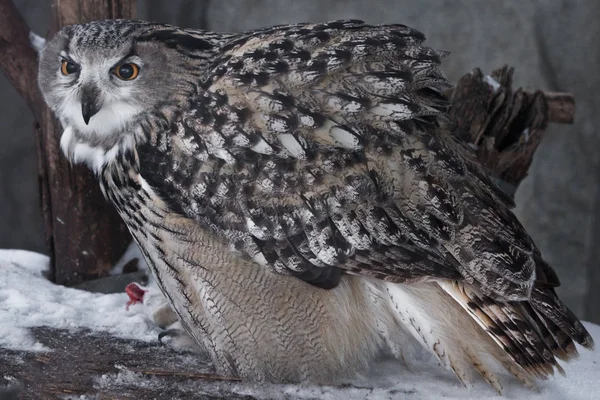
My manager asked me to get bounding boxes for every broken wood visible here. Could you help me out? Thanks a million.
[447,66,559,188]
[137,369,242,381]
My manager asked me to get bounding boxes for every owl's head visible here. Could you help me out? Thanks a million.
[38,20,221,146]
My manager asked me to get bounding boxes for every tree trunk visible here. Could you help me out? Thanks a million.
[0,0,135,286]
[40,1,136,285]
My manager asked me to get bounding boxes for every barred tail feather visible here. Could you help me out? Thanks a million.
[521,301,577,363]
[437,280,593,384]
[530,288,594,350]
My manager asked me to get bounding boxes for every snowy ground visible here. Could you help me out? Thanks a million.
[1,249,598,399]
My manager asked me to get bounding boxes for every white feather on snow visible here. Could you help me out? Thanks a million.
[1,249,599,400]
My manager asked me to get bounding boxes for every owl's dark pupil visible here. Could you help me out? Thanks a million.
[118,64,134,79]
[65,62,78,74]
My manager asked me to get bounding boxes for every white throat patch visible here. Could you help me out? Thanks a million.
[60,126,137,173]
[58,96,142,173]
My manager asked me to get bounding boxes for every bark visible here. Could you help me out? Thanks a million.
[0,0,135,285]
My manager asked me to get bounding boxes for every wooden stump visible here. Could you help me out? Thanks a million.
[447,65,574,192]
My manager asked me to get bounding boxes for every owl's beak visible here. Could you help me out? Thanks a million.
[80,85,102,125]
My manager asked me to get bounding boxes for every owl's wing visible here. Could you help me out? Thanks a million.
[138,20,539,301]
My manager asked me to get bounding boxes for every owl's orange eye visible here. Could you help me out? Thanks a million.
[114,63,140,80]
[61,59,79,75]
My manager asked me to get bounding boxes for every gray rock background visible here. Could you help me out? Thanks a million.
[1,0,598,322]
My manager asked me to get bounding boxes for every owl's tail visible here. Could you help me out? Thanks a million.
[384,280,594,393]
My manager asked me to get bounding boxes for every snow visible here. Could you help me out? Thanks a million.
[0,249,159,352]
[484,75,501,92]
[91,350,600,400]
[1,249,599,399]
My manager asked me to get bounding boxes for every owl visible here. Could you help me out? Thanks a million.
[38,19,593,390]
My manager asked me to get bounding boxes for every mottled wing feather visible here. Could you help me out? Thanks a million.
[140,20,536,299]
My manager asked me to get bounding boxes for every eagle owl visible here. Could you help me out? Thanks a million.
[38,19,593,390]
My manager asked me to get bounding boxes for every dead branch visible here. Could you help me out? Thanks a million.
[543,91,575,124]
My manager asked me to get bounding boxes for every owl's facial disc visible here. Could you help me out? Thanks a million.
[39,21,209,171]
[38,21,207,170]
[45,42,146,138]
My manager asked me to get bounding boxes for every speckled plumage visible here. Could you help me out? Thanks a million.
[39,19,592,389]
